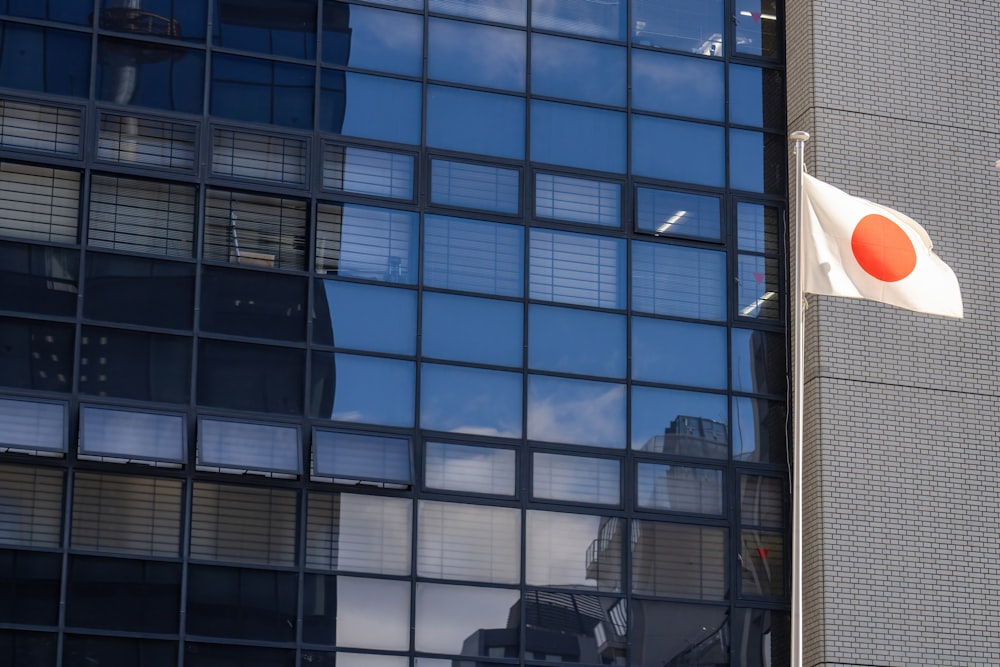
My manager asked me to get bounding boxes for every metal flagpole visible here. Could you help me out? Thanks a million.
[789,129,810,667]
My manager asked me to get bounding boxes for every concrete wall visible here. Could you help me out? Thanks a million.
[786,1,1000,665]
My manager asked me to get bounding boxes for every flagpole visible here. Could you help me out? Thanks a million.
[789,129,810,667]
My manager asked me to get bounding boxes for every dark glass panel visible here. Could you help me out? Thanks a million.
[636,462,723,515]
[631,600,729,667]
[212,54,313,129]
[0,242,78,317]
[632,115,723,186]
[635,187,720,240]
[531,34,625,106]
[528,304,625,378]
[185,643,296,667]
[630,386,727,458]
[527,511,620,590]
[65,556,181,633]
[428,18,525,92]
[428,0,525,26]
[96,37,205,114]
[0,318,74,393]
[79,326,191,403]
[198,339,305,414]
[731,328,786,395]
[527,375,626,449]
[740,530,784,597]
[735,0,779,58]
[531,101,625,173]
[631,0,724,55]
[310,352,414,426]
[532,0,624,41]
[323,2,422,75]
[0,549,61,625]
[732,397,786,463]
[420,363,521,438]
[523,590,627,664]
[186,564,297,641]
[631,521,726,599]
[63,635,176,667]
[200,266,306,341]
[731,129,785,194]
[733,608,790,667]
[301,651,336,667]
[631,316,726,389]
[421,291,522,367]
[336,576,410,649]
[729,65,785,129]
[100,0,208,41]
[321,70,421,144]
[0,22,90,97]
[632,50,723,120]
[0,630,56,666]
[2,0,91,24]
[302,572,337,644]
[84,253,195,330]
[414,583,521,655]
[313,279,416,353]
[427,85,524,159]
[213,0,317,58]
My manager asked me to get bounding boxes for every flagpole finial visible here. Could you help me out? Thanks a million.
[790,130,810,142]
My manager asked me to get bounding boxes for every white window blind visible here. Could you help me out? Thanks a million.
[97,113,196,171]
[306,492,411,575]
[0,162,80,243]
[190,481,297,566]
[0,98,80,156]
[323,144,413,199]
[198,418,300,474]
[79,405,185,463]
[204,188,307,270]
[88,174,196,257]
[0,396,66,453]
[212,128,306,185]
[0,464,63,548]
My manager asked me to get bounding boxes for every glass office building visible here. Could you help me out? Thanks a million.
[0,0,789,664]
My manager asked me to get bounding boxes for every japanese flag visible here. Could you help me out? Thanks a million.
[800,173,964,318]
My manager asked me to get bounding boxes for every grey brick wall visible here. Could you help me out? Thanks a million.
[787,1,1000,665]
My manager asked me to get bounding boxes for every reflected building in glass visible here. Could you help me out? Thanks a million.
[0,0,789,665]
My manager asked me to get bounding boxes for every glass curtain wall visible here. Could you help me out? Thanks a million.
[0,0,789,665]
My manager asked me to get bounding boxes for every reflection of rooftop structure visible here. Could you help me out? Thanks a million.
[639,415,728,459]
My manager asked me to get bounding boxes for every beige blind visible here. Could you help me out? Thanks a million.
[97,113,196,172]
[0,98,80,156]
[204,188,307,270]
[0,161,80,243]
[0,464,63,548]
[88,174,196,257]
[306,492,411,575]
[213,128,306,186]
[190,481,297,566]
[631,521,726,600]
[71,471,182,557]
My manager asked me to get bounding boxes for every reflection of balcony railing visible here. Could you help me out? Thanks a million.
[101,8,182,38]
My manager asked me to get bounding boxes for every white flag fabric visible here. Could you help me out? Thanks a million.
[800,172,963,318]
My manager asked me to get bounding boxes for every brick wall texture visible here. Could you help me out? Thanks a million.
[786,1,1000,665]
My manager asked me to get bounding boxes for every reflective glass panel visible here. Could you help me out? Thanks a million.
[731,328,786,395]
[429,18,525,92]
[531,100,626,172]
[532,452,620,505]
[66,555,181,633]
[322,71,422,144]
[741,475,783,528]
[532,0,624,40]
[729,65,784,128]
[212,54,313,128]
[528,304,625,378]
[732,397,786,463]
[0,397,65,452]
[420,363,522,438]
[423,214,523,297]
[737,254,781,319]
[528,375,625,449]
[531,34,625,106]
[431,159,519,214]
[637,462,723,515]
[62,636,177,666]
[85,254,194,331]
[741,530,783,596]
[427,85,525,159]
[198,418,300,474]
[631,386,727,457]
[632,115,724,186]
[316,203,418,283]
[631,600,729,666]
[733,609,788,666]
[339,654,408,667]
[214,0,316,58]
[428,0,525,26]
[632,50,723,120]
[100,0,206,40]
[415,583,520,655]
[337,576,410,650]
[80,406,185,462]
[6,0,90,24]
[631,241,726,320]
[324,144,414,199]
[312,430,411,483]
[313,280,417,354]
[306,493,411,574]
[186,564,297,641]
[0,242,78,317]
[0,318,74,393]
[635,187,720,240]
[0,549,61,625]
[0,23,90,98]
[185,643,294,667]
[530,229,626,309]
[425,441,516,496]
[631,0,724,55]
[631,317,726,388]
[632,521,726,599]
[198,339,304,415]
[189,482,297,566]
[323,3,422,75]
[737,202,781,254]
[418,500,520,584]
[311,353,415,426]
[422,292,522,366]
[204,188,307,271]
[527,510,620,590]
[536,173,621,227]
[200,267,307,341]
[735,0,779,57]
[97,38,205,114]
[79,327,191,404]
[731,129,784,194]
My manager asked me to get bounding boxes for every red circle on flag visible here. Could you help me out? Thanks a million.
[850,214,917,282]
